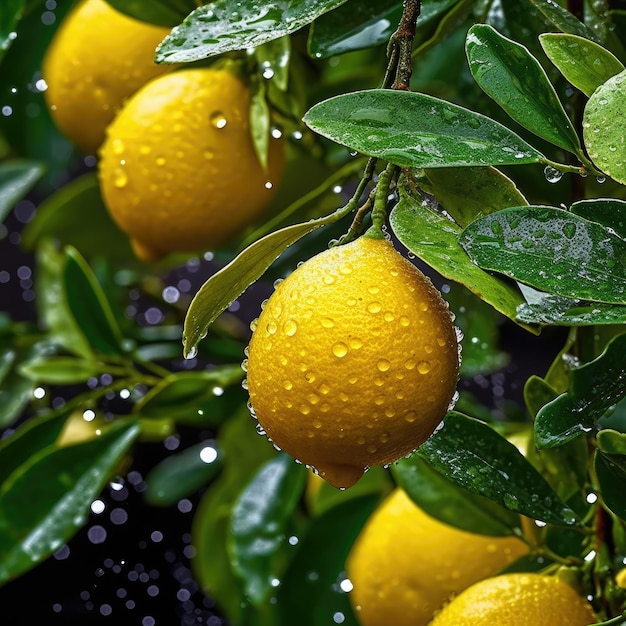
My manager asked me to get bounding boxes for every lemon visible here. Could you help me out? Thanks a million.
[429,572,596,625]
[42,0,173,153]
[99,67,285,261]
[346,488,529,626]
[245,235,459,488]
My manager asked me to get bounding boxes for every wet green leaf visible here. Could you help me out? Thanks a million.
[524,375,559,419]
[597,430,626,456]
[64,246,125,356]
[583,70,626,184]
[529,0,598,41]
[571,198,626,239]
[18,356,99,385]
[466,24,581,154]
[540,33,624,97]
[276,495,379,626]
[416,412,577,525]
[594,450,626,520]
[421,165,527,228]
[156,0,349,63]
[393,454,521,536]
[105,0,194,27]
[229,454,307,605]
[535,333,626,448]
[460,206,626,304]
[308,0,402,58]
[0,421,139,585]
[256,35,290,91]
[183,211,340,358]
[135,367,244,423]
[0,0,23,59]
[144,440,223,506]
[389,181,532,331]
[0,160,44,221]
[516,295,626,326]
[304,89,545,168]
[250,79,271,171]
[413,0,474,59]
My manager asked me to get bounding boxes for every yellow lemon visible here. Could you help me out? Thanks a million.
[42,0,173,153]
[429,572,596,626]
[99,67,285,261]
[246,236,459,488]
[346,488,529,626]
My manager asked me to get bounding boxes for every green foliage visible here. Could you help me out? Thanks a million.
[3,0,626,624]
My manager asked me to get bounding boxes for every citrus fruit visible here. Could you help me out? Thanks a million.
[346,488,529,626]
[99,67,285,261]
[42,0,173,153]
[245,235,459,488]
[429,572,596,626]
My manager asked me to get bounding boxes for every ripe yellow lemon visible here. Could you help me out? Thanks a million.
[245,235,459,488]
[346,488,529,626]
[42,0,173,153]
[429,572,596,626]
[99,68,285,261]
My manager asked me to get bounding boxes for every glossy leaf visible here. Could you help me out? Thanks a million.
[460,206,626,304]
[466,24,581,154]
[64,246,125,356]
[276,495,379,626]
[571,198,626,239]
[594,451,626,520]
[535,333,626,448]
[393,454,521,536]
[105,0,193,26]
[183,211,340,358]
[413,0,474,59]
[583,70,626,184]
[528,0,598,41]
[517,294,626,326]
[255,35,290,92]
[540,33,624,97]
[229,454,307,605]
[18,356,99,385]
[421,165,527,228]
[524,375,559,419]
[308,0,402,58]
[0,0,23,59]
[416,412,577,525]
[389,181,532,331]
[597,430,626,456]
[0,421,139,585]
[304,89,545,168]
[0,160,44,221]
[156,0,349,63]
[144,441,222,506]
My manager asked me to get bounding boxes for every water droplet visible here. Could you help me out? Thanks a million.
[404,358,417,370]
[256,423,266,435]
[332,342,348,358]
[283,320,298,336]
[113,168,127,188]
[367,302,382,314]
[544,165,563,183]
[266,321,277,335]
[155,157,166,166]
[210,111,227,128]
[312,419,322,429]
[321,317,334,329]
[400,316,410,327]
[377,359,391,372]
[111,138,125,155]
[417,360,431,374]
[404,411,417,423]
[184,346,197,360]
[300,405,311,416]
[349,338,363,350]
[283,380,293,390]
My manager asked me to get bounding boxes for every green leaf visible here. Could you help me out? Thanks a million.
[466,24,581,154]
[539,33,625,98]
[524,375,559,419]
[529,0,598,41]
[535,333,626,449]
[571,198,626,239]
[0,0,23,59]
[250,79,271,171]
[255,35,290,92]
[156,0,350,63]
[421,165,527,228]
[389,181,533,331]
[594,450,626,520]
[183,212,340,358]
[304,89,545,168]
[64,246,125,356]
[583,70,626,184]
[597,430,626,456]
[0,421,139,585]
[276,495,379,626]
[0,160,44,222]
[18,356,99,385]
[229,454,307,605]
[144,440,222,506]
[392,454,522,536]
[104,0,194,27]
[460,206,626,304]
[416,412,577,525]
[135,367,244,422]
[308,0,402,58]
